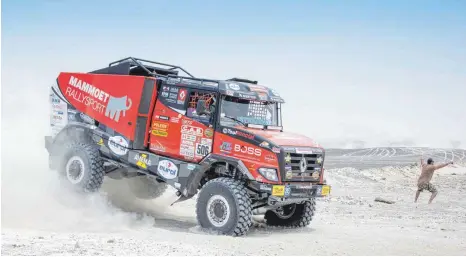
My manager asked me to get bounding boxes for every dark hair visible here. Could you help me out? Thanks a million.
[427,158,434,165]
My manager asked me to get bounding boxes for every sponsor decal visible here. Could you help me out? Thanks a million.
[220,142,232,152]
[234,144,262,157]
[296,184,312,189]
[238,93,256,100]
[167,78,181,84]
[150,141,166,152]
[134,153,151,169]
[258,93,268,101]
[177,89,187,104]
[169,93,178,100]
[272,147,281,153]
[152,121,168,129]
[226,90,234,96]
[181,125,203,136]
[222,128,254,140]
[180,149,195,158]
[285,170,293,179]
[65,76,132,122]
[163,86,170,91]
[170,87,179,93]
[204,128,213,138]
[182,119,193,125]
[282,146,296,152]
[248,84,268,93]
[108,136,128,155]
[265,154,276,162]
[151,122,169,137]
[157,160,178,179]
[158,115,169,121]
[187,164,196,170]
[181,139,195,146]
[285,153,291,163]
[181,134,197,141]
[226,83,240,90]
[260,184,272,192]
[161,91,169,97]
[170,117,180,123]
[316,156,323,164]
[236,130,254,140]
[152,130,168,137]
[259,141,270,148]
[284,185,291,197]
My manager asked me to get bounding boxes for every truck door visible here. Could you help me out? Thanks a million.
[149,82,217,163]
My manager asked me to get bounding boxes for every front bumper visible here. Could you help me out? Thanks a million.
[250,181,331,199]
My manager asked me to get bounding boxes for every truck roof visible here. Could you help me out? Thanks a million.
[89,57,285,103]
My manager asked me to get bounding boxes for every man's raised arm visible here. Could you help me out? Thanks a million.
[434,161,453,170]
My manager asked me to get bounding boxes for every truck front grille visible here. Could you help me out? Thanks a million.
[281,148,324,182]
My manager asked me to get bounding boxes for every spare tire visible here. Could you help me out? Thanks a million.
[126,175,167,199]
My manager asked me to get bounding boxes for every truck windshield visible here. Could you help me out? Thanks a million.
[219,95,281,128]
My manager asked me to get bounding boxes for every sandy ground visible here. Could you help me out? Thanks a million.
[2,132,466,256]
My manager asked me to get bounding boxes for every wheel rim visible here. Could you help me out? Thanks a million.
[65,156,85,184]
[206,195,230,227]
[274,204,297,219]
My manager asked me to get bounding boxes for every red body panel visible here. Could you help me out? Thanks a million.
[212,132,280,184]
[149,101,214,162]
[241,127,321,148]
[58,72,146,140]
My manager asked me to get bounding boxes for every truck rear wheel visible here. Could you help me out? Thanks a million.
[264,198,316,228]
[196,177,252,236]
[126,175,167,199]
[58,141,105,192]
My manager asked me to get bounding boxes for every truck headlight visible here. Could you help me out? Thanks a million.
[258,168,278,182]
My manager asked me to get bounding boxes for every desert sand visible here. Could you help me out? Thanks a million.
[2,128,465,255]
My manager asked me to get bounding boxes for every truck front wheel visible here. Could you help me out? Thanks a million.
[58,141,105,192]
[196,177,252,236]
[264,199,316,228]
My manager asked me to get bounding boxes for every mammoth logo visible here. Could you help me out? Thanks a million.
[105,95,132,122]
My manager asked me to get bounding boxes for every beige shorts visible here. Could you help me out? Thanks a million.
[417,182,437,193]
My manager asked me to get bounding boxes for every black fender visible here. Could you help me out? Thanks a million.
[199,153,254,180]
[46,122,104,155]
[183,153,254,197]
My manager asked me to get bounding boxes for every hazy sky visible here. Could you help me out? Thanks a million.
[2,0,465,148]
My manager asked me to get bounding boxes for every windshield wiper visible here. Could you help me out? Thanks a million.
[223,115,248,127]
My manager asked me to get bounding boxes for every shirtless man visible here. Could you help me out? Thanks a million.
[415,158,453,204]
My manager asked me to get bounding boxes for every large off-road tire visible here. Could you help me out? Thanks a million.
[126,175,168,199]
[264,198,316,227]
[196,177,252,236]
[58,141,105,192]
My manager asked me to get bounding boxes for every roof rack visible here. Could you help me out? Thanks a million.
[109,57,195,78]
[226,77,258,84]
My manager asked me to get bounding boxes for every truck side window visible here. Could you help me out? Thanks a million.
[186,90,216,126]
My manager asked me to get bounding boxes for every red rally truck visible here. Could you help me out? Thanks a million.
[45,57,331,236]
